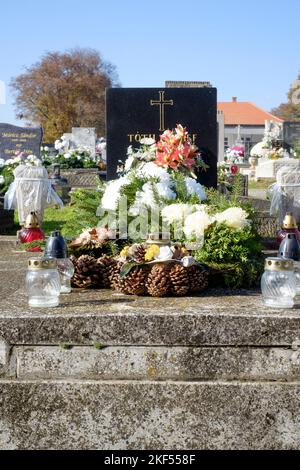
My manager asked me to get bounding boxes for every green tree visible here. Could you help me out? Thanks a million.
[11,48,120,142]
[271,72,300,121]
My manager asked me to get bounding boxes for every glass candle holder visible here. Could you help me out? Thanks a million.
[261,257,296,308]
[56,258,75,294]
[25,258,61,308]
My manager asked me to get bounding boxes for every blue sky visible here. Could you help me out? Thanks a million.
[0,0,299,125]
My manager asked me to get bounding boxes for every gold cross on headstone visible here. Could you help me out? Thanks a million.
[150,91,174,131]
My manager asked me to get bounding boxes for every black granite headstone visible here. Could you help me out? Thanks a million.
[106,88,217,187]
[0,123,43,160]
[283,122,300,149]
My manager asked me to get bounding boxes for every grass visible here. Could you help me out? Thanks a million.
[12,205,73,237]
[248,179,275,190]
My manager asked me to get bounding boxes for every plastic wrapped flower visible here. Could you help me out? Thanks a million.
[185,177,206,200]
[214,207,250,230]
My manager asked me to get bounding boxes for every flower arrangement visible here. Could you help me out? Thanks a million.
[99,125,208,228]
[225,145,245,163]
[40,135,99,169]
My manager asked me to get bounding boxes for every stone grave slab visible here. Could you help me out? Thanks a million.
[0,123,43,160]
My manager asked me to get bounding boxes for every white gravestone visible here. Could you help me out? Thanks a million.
[71,128,96,157]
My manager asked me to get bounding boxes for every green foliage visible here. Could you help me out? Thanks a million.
[61,188,102,239]
[0,165,15,195]
[205,188,255,221]
[206,259,264,289]
[17,240,46,251]
[195,221,263,288]
[196,223,262,264]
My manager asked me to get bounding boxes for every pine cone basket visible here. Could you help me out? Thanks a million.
[146,264,171,297]
[122,266,149,296]
[169,264,190,296]
[187,264,209,293]
[97,255,117,288]
[71,254,103,288]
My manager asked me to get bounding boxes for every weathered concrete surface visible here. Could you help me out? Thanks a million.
[1,381,300,450]
[15,346,300,381]
[1,247,300,449]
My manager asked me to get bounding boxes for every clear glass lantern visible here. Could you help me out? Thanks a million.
[25,258,61,307]
[261,257,296,308]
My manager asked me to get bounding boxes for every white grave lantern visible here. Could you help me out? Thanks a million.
[269,164,300,225]
[4,163,63,226]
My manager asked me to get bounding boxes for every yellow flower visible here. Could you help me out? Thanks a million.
[120,246,130,258]
[144,244,160,261]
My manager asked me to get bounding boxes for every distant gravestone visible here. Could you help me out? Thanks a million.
[0,123,43,160]
[283,122,300,149]
[71,127,96,157]
[106,87,218,187]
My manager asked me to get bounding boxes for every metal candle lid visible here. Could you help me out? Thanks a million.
[279,233,300,261]
[264,257,294,272]
[28,257,57,270]
[282,212,298,229]
[44,230,68,258]
[146,232,171,246]
[24,211,40,229]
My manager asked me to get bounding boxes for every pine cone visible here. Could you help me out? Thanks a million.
[71,255,103,288]
[109,261,127,292]
[122,266,149,296]
[146,264,171,297]
[169,264,189,296]
[128,243,147,263]
[97,255,117,288]
[187,264,209,293]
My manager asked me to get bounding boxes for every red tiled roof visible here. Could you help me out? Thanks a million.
[217,101,284,125]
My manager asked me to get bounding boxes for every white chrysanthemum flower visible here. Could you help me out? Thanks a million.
[5,159,15,166]
[101,176,130,211]
[0,158,6,168]
[214,207,250,230]
[64,152,71,159]
[161,203,203,225]
[140,137,155,146]
[185,177,206,201]
[184,209,214,240]
[136,162,170,181]
[129,182,160,216]
[0,175,5,185]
